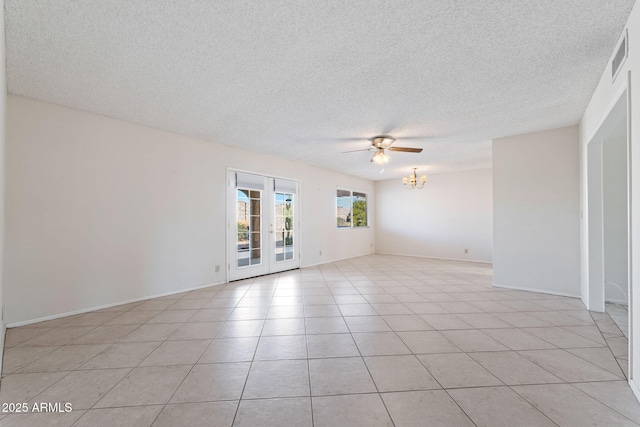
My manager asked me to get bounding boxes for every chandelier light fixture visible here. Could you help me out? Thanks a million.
[403,167,427,189]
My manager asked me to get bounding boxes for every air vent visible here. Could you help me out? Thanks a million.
[612,29,628,81]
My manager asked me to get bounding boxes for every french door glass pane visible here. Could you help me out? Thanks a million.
[237,188,262,267]
[275,192,294,262]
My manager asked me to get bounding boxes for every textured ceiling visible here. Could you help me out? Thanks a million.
[5,1,636,180]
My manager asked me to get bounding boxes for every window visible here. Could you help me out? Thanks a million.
[336,189,368,228]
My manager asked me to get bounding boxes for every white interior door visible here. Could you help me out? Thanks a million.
[228,171,299,281]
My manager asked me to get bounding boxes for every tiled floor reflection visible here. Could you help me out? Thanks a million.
[2,254,639,426]
[607,302,629,338]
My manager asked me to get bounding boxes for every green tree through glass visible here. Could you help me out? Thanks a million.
[352,199,367,226]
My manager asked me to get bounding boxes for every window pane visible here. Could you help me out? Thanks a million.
[237,188,262,268]
[251,199,260,215]
[337,189,351,227]
[251,215,261,231]
[237,189,250,267]
[275,192,294,263]
[250,248,261,265]
[238,251,250,267]
[237,189,250,224]
[352,192,367,227]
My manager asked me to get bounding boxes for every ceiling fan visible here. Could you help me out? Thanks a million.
[343,135,423,164]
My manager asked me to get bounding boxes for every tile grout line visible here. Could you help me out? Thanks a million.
[505,385,562,427]
[301,283,315,427]
[86,285,244,425]
[564,381,640,425]
[344,286,397,427]
[79,291,215,424]
[230,275,275,427]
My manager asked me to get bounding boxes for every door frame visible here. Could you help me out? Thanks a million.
[226,168,301,282]
[587,88,630,311]
[585,78,632,380]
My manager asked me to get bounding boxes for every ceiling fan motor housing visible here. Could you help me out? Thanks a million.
[370,135,396,149]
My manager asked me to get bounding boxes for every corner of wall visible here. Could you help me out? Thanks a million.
[0,321,5,375]
[0,0,7,375]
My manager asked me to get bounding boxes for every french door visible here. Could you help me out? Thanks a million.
[227,170,300,281]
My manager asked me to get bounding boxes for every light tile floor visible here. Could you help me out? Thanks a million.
[1,254,639,426]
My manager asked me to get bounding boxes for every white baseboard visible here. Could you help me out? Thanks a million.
[374,251,493,265]
[492,282,581,299]
[9,251,379,327]
[605,298,629,305]
[7,281,227,328]
[301,251,376,269]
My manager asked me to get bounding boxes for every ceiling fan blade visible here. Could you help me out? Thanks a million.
[388,147,423,153]
[392,135,432,140]
[342,148,373,153]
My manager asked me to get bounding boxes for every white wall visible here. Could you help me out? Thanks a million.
[0,0,7,373]
[580,2,638,395]
[493,126,581,297]
[6,95,375,325]
[375,168,492,263]
[603,127,628,304]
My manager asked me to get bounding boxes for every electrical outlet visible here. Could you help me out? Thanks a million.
[319,250,322,256]
[464,249,468,254]
[215,265,220,272]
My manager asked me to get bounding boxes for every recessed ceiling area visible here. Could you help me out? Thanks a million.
[5,0,635,180]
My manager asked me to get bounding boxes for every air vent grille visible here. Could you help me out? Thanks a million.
[612,30,628,81]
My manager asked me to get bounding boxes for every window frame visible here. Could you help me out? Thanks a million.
[336,189,369,228]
